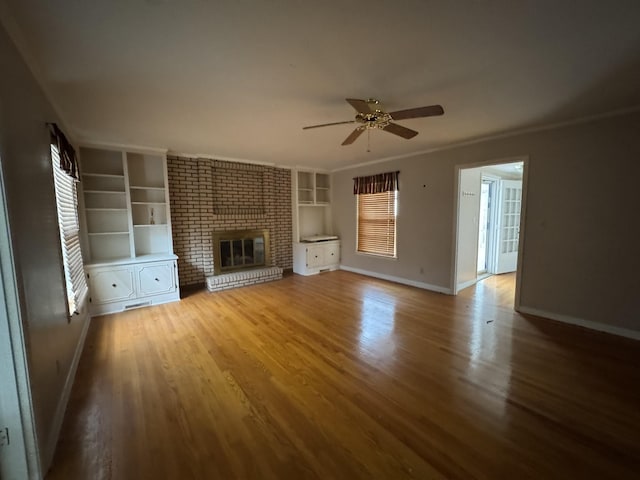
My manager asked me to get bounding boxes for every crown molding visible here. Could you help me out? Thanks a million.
[330,105,640,173]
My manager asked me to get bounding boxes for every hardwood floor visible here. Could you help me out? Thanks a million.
[47,271,640,479]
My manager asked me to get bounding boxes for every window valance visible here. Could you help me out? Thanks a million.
[48,123,79,180]
[353,171,399,195]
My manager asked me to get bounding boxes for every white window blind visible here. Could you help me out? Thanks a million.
[357,190,397,257]
[51,145,88,315]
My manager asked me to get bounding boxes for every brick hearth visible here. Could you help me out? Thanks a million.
[206,266,283,292]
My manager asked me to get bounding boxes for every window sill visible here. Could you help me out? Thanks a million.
[355,251,398,260]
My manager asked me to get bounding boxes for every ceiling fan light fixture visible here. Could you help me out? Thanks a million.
[355,111,392,129]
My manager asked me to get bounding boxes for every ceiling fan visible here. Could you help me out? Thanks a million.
[303,98,444,146]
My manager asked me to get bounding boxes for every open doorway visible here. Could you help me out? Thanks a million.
[453,159,525,302]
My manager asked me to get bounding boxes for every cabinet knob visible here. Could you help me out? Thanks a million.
[112,283,117,288]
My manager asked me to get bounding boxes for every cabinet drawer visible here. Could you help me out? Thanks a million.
[137,263,175,295]
[89,268,135,304]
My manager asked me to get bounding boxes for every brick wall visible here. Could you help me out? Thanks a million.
[167,156,293,287]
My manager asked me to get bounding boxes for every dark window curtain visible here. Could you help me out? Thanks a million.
[353,171,399,195]
[48,123,79,180]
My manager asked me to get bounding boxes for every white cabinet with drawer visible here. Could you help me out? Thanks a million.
[89,267,136,304]
[86,255,179,315]
[293,240,340,276]
[137,263,175,296]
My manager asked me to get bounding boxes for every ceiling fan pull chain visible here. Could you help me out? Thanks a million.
[367,128,371,153]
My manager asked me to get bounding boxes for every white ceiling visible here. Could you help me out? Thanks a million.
[4,0,640,170]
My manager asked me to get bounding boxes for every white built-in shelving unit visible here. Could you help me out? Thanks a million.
[296,171,330,205]
[79,145,179,315]
[292,169,339,275]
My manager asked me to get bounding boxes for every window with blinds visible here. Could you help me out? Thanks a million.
[51,145,88,315]
[357,190,397,257]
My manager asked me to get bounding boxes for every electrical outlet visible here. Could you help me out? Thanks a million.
[0,427,9,447]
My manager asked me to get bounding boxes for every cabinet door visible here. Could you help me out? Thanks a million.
[325,243,340,265]
[137,262,175,296]
[306,245,325,268]
[89,268,135,304]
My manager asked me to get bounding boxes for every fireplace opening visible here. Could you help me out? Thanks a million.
[212,229,270,275]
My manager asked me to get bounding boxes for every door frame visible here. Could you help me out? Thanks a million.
[450,155,529,310]
[0,158,41,479]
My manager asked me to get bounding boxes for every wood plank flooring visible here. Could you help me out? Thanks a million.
[47,271,640,479]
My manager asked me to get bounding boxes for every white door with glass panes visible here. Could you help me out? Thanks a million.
[495,180,522,274]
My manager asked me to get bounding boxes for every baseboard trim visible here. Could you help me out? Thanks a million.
[517,306,640,341]
[43,311,92,471]
[339,265,453,295]
[456,278,478,293]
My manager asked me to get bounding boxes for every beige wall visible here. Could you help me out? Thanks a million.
[0,22,90,473]
[333,111,640,335]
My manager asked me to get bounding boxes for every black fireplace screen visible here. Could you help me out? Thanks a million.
[220,237,265,269]
[212,229,270,275]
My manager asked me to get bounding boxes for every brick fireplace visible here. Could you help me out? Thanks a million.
[167,156,292,287]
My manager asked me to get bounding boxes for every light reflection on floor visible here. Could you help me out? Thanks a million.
[465,275,514,418]
[358,286,397,363]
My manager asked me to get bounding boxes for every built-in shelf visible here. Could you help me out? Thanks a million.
[83,190,125,195]
[129,186,165,191]
[296,171,330,206]
[85,208,127,212]
[83,173,125,179]
[79,146,179,315]
[294,170,333,244]
[87,231,130,236]
[79,145,174,262]
[293,166,338,273]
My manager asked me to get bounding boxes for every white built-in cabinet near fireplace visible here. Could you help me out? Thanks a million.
[292,169,340,275]
[79,145,179,315]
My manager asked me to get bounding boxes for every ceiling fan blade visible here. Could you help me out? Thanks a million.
[346,98,375,114]
[389,104,444,121]
[341,127,365,145]
[303,120,356,130]
[382,122,419,139]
